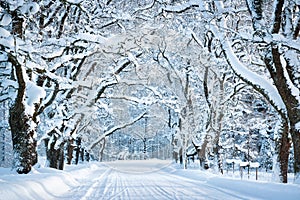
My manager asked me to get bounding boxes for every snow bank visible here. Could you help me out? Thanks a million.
[164,164,300,200]
[207,177,300,200]
[0,167,78,200]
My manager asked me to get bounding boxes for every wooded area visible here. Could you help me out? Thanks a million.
[0,0,299,184]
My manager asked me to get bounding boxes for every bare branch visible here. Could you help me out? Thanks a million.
[87,112,148,151]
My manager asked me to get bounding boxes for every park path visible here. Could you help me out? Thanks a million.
[61,160,250,200]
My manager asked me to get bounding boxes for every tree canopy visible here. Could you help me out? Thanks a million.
[0,0,299,183]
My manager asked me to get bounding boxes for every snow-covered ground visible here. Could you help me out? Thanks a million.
[1,159,300,200]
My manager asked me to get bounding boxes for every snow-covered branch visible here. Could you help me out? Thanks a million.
[162,0,200,13]
[221,39,286,112]
[211,1,286,115]
[87,112,148,151]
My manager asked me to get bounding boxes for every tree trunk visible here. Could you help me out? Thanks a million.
[44,135,65,170]
[198,139,209,169]
[98,138,106,162]
[80,148,84,162]
[9,104,37,174]
[75,137,82,165]
[8,8,38,174]
[179,148,183,165]
[267,47,300,182]
[12,10,24,38]
[58,142,65,170]
[143,138,147,160]
[276,118,291,183]
[290,120,300,182]
[8,53,38,174]
[173,151,178,163]
[84,150,90,162]
[45,137,58,169]
[213,143,223,174]
[66,138,74,165]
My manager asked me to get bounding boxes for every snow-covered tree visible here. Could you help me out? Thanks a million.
[0,0,48,173]
[157,0,299,183]
[209,0,299,183]
[161,0,297,182]
[1,1,298,184]
[0,0,107,172]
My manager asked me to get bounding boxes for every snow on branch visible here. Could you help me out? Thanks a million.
[133,0,155,14]
[105,95,143,104]
[191,30,204,48]
[86,112,148,151]
[272,34,300,54]
[162,0,200,13]
[211,29,286,115]
[63,0,83,5]
[114,51,143,75]
[0,94,12,103]
[91,51,143,103]
[211,1,287,115]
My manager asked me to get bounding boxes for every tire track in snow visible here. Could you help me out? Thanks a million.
[78,168,112,200]
[70,168,111,200]
[62,161,260,200]
[150,170,208,200]
[98,168,175,200]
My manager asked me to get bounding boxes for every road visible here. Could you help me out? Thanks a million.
[1,160,300,200]
[61,160,255,200]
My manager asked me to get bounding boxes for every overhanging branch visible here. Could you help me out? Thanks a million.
[87,112,148,151]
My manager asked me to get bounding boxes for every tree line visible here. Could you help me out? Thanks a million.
[0,0,299,184]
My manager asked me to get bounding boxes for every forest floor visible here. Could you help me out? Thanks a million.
[1,159,300,200]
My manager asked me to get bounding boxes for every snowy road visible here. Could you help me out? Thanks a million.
[1,159,300,200]
[59,160,300,200]
[63,162,242,200]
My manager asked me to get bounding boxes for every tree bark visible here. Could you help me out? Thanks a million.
[198,139,209,169]
[44,134,65,170]
[266,47,300,181]
[66,138,74,165]
[58,142,65,170]
[74,137,82,165]
[44,137,58,169]
[98,138,106,162]
[276,118,291,183]
[8,54,38,174]
[9,104,37,174]
[8,6,38,174]
[290,117,300,181]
